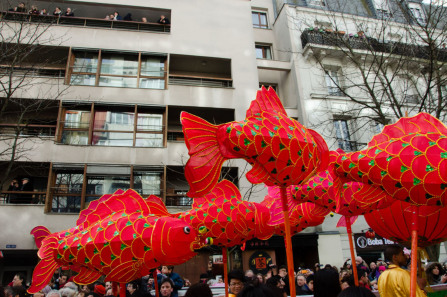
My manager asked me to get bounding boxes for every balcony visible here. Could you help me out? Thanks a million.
[301,29,447,62]
[1,10,170,33]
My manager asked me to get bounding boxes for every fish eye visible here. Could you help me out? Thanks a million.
[184,227,191,234]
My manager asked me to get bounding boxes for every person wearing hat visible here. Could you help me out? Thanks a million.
[19,177,33,203]
[94,285,106,297]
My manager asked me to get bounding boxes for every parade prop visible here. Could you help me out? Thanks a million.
[365,201,447,247]
[181,86,329,297]
[334,113,447,297]
[288,150,394,284]
[261,186,329,235]
[28,189,209,294]
[175,180,274,246]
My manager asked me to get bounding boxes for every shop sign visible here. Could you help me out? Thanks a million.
[248,250,273,275]
[6,244,16,248]
[354,234,395,251]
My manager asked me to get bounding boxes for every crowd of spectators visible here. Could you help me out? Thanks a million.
[7,2,170,24]
[3,245,447,297]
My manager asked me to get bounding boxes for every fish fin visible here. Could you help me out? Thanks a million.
[105,261,140,283]
[30,226,51,249]
[246,163,271,185]
[144,195,171,216]
[77,189,150,229]
[336,215,358,228]
[181,112,227,197]
[247,86,286,117]
[72,267,103,285]
[28,236,60,294]
[308,129,329,172]
[369,113,447,146]
[201,180,242,201]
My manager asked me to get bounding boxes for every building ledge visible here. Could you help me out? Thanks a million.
[256,59,291,71]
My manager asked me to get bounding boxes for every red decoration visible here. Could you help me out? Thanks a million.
[365,229,375,239]
[181,86,329,197]
[28,189,209,294]
[261,186,329,235]
[174,180,275,246]
[334,113,447,207]
[365,201,447,247]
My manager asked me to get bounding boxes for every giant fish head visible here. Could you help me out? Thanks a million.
[151,217,208,265]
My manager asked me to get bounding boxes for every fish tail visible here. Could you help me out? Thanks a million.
[28,236,60,294]
[181,112,227,197]
[30,226,51,249]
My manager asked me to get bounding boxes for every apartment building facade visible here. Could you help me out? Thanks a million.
[1,0,446,285]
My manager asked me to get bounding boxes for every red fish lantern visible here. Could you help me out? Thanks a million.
[365,201,447,247]
[181,86,329,198]
[28,190,208,294]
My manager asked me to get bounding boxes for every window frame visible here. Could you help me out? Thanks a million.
[307,0,326,7]
[333,118,355,152]
[48,164,164,213]
[408,2,426,25]
[252,11,268,29]
[324,68,344,96]
[255,44,273,60]
[67,49,167,89]
[58,103,166,147]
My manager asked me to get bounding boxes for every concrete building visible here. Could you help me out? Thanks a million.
[1,0,446,285]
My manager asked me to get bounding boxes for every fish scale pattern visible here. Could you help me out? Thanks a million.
[334,113,447,206]
[176,180,274,246]
[224,111,322,187]
[290,152,394,216]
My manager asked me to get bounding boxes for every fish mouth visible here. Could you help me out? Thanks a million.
[191,237,213,251]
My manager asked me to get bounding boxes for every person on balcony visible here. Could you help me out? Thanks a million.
[157,15,170,25]
[64,8,74,17]
[113,11,122,20]
[53,7,62,16]
[29,6,39,15]
[19,177,33,203]
[15,2,27,13]
[7,178,20,203]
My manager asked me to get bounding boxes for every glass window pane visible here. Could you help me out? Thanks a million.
[265,48,272,59]
[52,195,81,213]
[252,13,260,27]
[255,47,264,59]
[133,171,161,196]
[99,76,137,88]
[100,54,139,76]
[141,57,165,77]
[87,175,130,195]
[137,114,163,131]
[139,78,165,89]
[61,131,89,145]
[94,111,134,131]
[135,133,163,147]
[72,52,98,73]
[55,172,84,193]
[260,14,267,26]
[64,110,91,128]
[92,131,134,146]
[70,74,96,86]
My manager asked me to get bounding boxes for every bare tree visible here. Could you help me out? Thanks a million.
[0,2,70,187]
[283,0,447,150]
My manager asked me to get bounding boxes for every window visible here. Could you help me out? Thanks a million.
[307,0,326,6]
[373,119,389,134]
[408,3,426,25]
[325,69,343,96]
[252,11,268,29]
[60,104,164,147]
[50,165,162,213]
[69,50,166,89]
[404,94,419,104]
[373,0,391,18]
[333,119,355,151]
[255,44,272,59]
